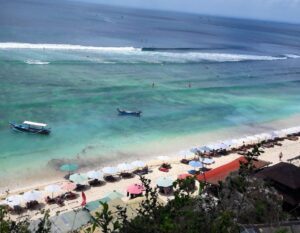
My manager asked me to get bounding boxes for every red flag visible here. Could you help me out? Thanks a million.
[81,191,86,207]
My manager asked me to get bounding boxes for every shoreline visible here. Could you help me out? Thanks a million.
[1,113,300,197]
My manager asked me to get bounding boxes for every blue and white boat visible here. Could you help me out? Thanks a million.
[9,121,51,135]
[117,108,142,117]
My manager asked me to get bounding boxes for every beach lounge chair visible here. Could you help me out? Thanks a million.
[62,192,78,200]
[45,196,56,205]
[88,179,104,186]
[159,167,169,172]
[120,172,134,179]
[26,200,39,210]
[133,166,149,175]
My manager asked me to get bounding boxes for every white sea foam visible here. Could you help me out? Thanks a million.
[0,42,139,52]
[25,59,50,65]
[285,54,300,59]
[0,42,292,63]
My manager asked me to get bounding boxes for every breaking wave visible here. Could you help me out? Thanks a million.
[1,42,298,63]
[25,59,49,65]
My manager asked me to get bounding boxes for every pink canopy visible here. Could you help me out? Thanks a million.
[127,184,145,195]
[61,182,76,192]
[178,174,193,180]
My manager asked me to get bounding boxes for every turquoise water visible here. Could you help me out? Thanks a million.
[1,1,300,182]
[1,47,300,178]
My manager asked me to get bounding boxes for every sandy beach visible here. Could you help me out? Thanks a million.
[1,133,299,221]
[1,113,300,194]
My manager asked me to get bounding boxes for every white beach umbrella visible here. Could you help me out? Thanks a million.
[156,177,175,187]
[102,166,118,175]
[198,146,211,153]
[45,184,61,193]
[131,160,146,168]
[190,147,199,154]
[157,156,170,161]
[23,190,42,202]
[86,170,104,180]
[178,150,192,158]
[117,163,134,172]
[5,195,23,207]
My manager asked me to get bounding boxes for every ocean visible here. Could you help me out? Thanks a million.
[0,0,300,188]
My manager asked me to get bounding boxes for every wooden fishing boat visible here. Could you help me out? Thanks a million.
[117,108,142,117]
[9,121,51,135]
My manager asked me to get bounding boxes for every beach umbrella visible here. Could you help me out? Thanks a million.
[103,190,124,200]
[127,184,145,195]
[23,190,42,202]
[157,156,170,161]
[131,160,146,168]
[201,158,214,165]
[102,166,118,175]
[5,195,23,207]
[178,174,193,180]
[198,146,211,153]
[61,182,76,192]
[60,163,79,172]
[156,177,174,187]
[69,173,88,185]
[178,150,192,158]
[190,147,199,154]
[188,160,203,169]
[86,170,104,180]
[117,163,134,172]
[45,184,62,197]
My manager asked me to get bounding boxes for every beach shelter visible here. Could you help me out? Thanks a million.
[45,184,62,198]
[131,160,146,168]
[61,182,76,192]
[102,166,118,175]
[23,190,42,202]
[69,173,88,185]
[5,195,23,207]
[156,177,174,187]
[117,163,134,172]
[127,184,145,195]
[86,170,104,180]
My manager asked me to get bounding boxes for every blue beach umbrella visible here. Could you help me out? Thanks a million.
[188,160,203,170]
[201,158,214,165]
[69,173,88,185]
[60,163,79,172]
[156,177,175,187]
[104,190,124,200]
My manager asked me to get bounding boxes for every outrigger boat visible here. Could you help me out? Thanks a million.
[9,121,51,135]
[117,108,142,117]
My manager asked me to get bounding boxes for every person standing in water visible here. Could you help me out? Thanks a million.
[188,82,191,88]
[152,82,155,88]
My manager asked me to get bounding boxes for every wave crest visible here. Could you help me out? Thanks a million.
[0,42,297,63]
[25,59,49,65]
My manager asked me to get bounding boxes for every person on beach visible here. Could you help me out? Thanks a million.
[279,152,283,161]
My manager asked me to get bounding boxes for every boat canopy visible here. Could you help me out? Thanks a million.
[23,121,47,127]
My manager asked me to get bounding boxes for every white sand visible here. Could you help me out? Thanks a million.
[2,137,299,221]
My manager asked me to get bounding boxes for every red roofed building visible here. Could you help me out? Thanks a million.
[196,156,270,185]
